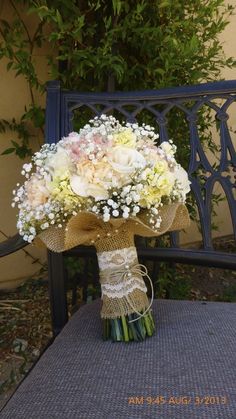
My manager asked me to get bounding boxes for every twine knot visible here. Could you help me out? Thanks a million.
[101,261,154,323]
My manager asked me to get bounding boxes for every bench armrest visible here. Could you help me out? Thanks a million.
[0,233,28,257]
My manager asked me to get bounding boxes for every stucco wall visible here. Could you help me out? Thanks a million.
[181,0,236,245]
[0,1,49,288]
[0,1,236,288]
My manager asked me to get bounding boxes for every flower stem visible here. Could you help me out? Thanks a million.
[148,310,155,331]
[114,318,123,341]
[143,313,153,337]
[121,315,129,342]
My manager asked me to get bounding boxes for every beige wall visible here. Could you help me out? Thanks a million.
[211,0,236,239]
[0,1,49,288]
[181,0,236,245]
[0,1,236,287]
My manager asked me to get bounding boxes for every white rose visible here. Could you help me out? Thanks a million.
[108,146,146,174]
[174,165,191,195]
[160,141,175,156]
[46,147,72,176]
[70,175,108,201]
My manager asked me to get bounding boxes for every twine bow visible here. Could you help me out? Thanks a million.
[124,263,154,323]
[101,262,154,323]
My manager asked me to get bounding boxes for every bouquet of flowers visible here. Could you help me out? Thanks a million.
[13,115,191,342]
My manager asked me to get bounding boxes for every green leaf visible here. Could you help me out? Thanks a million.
[11,140,20,148]
[159,1,171,8]
[112,0,122,15]
[6,61,13,71]
[1,147,15,155]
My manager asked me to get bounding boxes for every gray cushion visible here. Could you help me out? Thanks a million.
[1,299,236,418]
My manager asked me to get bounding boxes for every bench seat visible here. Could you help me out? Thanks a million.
[1,298,236,419]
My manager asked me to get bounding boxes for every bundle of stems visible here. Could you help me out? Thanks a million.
[102,309,155,342]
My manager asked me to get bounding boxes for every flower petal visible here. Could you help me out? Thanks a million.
[70,175,89,197]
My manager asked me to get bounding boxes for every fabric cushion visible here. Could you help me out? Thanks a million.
[1,298,236,418]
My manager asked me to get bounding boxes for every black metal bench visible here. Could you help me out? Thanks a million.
[1,80,236,418]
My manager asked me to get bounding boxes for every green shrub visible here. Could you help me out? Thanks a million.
[0,0,235,157]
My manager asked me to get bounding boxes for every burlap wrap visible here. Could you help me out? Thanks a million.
[97,243,150,318]
[36,202,190,252]
[36,202,190,319]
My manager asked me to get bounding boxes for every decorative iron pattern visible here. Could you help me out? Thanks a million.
[46,80,236,252]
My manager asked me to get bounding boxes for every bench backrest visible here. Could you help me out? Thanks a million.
[45,80,236,270]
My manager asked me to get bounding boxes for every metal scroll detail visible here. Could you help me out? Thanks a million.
[46,81,236,251]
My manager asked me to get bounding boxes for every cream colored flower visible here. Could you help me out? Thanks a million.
[25,175,50,208]
[139,186,162,208]
[141,160,170,186]
[156,172,175,195]
[140,170,175,208]
[46,146,72,176]
[174,165,191,195]
[113,128,137,148]
[108,146,146,174]
[160,141,175,156]
[70,161,112,200]
[76,161,110,184]
[70,175,108,200]
[154,160,169,174]
[144,149,161,165]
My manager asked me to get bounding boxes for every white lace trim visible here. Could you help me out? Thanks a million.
[97,246,138,271]
[98,246,147,299]
[102,275,143,291]
[101,283,147,299]
[101,277,147,299]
